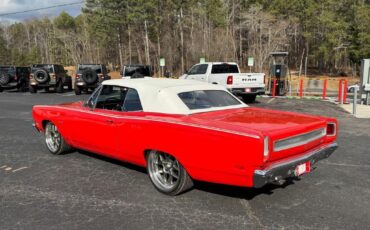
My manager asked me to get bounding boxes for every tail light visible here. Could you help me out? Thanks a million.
[227,75,233,85]
[263,136,270,162]
[76,74,81,79]
[14,75,18,81]
[29,74,33,79]
[326,123,336,136]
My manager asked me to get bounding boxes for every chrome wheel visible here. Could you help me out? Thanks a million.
[147,151,181,192]
[45,122,61,153]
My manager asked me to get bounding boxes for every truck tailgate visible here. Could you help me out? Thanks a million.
[234,73,264,86]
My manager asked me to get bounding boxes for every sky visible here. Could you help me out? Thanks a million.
[0,0,83,23]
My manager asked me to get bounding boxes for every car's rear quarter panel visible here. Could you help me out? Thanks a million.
[120,116,264,187]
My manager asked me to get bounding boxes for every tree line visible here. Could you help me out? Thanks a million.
[1,0,370,76]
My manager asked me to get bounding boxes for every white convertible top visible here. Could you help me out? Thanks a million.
[102,78,246,114]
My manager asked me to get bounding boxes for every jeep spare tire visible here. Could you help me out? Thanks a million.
[81,69,98,84]
[0,72,10,85]
[34,68,49,84]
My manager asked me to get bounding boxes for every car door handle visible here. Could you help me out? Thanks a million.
[106,120,114,124]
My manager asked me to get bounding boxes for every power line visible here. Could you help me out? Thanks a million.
[0,1,84,17]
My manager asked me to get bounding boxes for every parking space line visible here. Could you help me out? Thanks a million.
[267,98,275,104]
[322,162,370,168]
[12,167,28,172]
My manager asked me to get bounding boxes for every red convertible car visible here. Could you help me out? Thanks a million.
[32,78,338,195]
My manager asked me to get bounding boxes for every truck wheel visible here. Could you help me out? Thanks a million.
[242,95,256,103]
[19,80,27,92]
[56,81,64,93]
[29,85,37,94]
[146,150,193,195]
[68,81,73,91]
[74,86,82,95]
[44,122,72,155]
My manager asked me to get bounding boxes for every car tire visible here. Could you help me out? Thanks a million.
[29,85,37,94]
[56,81,64,93]
[19,80,27,92]
[0,87,3,93]
[45,86,50,93]
[74,86,82,95]
[44,122,72,155]
[68,81,73,91]
[242,95,256,103]
[146,150,193,195]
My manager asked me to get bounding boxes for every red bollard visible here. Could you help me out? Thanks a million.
[322,79,327,100]
[299,79,303,98]
[338,79,343,103]
[343,80,348,103]
[272,79,276,97]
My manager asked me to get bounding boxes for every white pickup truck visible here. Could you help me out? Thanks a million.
[179,62,265,103]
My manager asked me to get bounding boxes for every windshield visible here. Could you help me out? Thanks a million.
[178,90,241,110]
[0,67,14,73]
[32,64,53,73]
[124,66,151,77]
[211,64,239,74]
[78,65,103,74]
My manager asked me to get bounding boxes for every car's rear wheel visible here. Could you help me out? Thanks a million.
[241,94,256,103]
[146,150,193,195]
[44,122,71,155]
[29,85,37,93]
[56,81,64,93]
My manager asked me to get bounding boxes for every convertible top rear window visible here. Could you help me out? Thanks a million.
[178,90,241,110]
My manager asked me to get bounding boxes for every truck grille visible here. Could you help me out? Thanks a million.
[273,128,326,152]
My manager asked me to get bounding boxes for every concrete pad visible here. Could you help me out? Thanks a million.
[339,103,370,118]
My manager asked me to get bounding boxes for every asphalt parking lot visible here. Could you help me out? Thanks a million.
[0,91,369,230]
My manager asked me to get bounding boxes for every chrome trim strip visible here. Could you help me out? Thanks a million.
[273,128,326,152]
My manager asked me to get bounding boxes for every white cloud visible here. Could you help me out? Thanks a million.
[0,0,83,22]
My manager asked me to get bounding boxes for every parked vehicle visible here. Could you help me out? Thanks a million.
[347,83,360,93]
[75,64,111,95]
[32,78,338,195]
[121,64,153,78]
[29,64,72,93]
[180,62,265,103]
[0,66,30,92]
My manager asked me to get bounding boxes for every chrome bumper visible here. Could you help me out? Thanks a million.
[253,142,338,188]
[32,123,41,133]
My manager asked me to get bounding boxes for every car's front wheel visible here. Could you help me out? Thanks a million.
[44,122,71,155]
[146,150,193,195]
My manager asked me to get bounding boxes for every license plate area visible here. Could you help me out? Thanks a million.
[295,161,311,176]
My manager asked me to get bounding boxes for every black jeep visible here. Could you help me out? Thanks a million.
[74,64,111,95]
[121,64,153,78]
[0,66,31,92]
[29,64,72,93]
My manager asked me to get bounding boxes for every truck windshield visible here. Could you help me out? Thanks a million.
[0,67,14,73]
[178,90,241,110]
[211,64,239,74]
[124,66,151,77]
[79,65,102,74]
[32,65,53,73]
